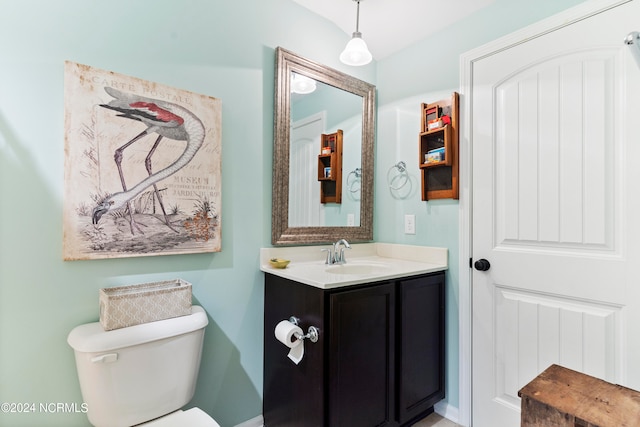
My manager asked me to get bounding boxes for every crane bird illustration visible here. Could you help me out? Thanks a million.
[92,87,206,234]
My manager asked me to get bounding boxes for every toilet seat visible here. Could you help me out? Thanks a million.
[139,408,220,427]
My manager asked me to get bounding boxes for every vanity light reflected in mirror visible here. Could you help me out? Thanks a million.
[291,73,316,94]
[272,47,376,245]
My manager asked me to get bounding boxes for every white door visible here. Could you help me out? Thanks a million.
[289,113,324,227]
[470,1,640,425]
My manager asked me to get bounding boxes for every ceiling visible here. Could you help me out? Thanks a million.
[292,0,496,60]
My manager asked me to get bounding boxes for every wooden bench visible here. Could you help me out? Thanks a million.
[519,364,640,426]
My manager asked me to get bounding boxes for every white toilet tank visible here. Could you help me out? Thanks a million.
[67,305,208,427]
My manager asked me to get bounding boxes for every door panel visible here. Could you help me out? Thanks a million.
[289,113,323,227]
[471,1,640,425]
[493,286,622,410]
[495,51,619,252]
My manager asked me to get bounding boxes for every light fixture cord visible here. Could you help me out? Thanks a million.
[355,0,361,34]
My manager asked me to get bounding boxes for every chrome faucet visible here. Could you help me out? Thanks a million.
[322,239,351,265]
[334,239,351,264]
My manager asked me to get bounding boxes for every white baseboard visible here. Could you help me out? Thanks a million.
[435,401,460,425]
[234,414,264,427]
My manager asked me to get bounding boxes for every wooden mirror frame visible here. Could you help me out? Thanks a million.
[272,47,375,245]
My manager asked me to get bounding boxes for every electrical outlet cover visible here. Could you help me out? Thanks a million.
[404,214,416,234]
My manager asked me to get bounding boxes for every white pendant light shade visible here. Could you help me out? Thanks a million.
[291,73,317,94]
[340,0,372,66]
[340,33,372,66]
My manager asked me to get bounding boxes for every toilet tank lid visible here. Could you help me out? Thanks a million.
[67,305,208,353]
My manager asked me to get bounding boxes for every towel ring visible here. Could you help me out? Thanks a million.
[387,161,409,190]
[347,168,362,193]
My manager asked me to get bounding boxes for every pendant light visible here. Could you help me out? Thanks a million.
[339,0,372,66]
[291,72,317,94]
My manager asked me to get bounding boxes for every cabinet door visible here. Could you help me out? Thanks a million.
[264,274,326,427]
[329,283,396,427]
[397,273,445,424]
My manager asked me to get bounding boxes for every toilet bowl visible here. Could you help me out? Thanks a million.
[68,305,219,427]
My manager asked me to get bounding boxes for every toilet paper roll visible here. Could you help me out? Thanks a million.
[274,320,304,365]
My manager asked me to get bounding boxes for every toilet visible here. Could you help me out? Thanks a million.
[67,305,220,427]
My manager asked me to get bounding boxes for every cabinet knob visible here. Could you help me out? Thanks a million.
[474,259,491,271]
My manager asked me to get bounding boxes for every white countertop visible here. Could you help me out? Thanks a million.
[260,243,447,289]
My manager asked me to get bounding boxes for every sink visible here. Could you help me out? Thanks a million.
[325,262,390,275]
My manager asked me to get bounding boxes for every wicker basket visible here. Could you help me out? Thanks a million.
[99,279,192,331]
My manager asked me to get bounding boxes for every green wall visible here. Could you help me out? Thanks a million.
[0,0,587,426]
[0,2,371,426]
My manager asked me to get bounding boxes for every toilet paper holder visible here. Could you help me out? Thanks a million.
[288,316,319,343]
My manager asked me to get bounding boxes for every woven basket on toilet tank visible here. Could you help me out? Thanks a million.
[99,279,192,331]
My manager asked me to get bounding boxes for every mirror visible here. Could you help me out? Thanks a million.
[272,47,375,245]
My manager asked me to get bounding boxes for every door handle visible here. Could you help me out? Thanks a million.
[474,259,491,271]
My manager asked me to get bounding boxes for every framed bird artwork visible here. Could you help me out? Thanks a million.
[63,61,222,260]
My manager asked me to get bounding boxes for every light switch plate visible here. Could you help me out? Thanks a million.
[404,214,416,234]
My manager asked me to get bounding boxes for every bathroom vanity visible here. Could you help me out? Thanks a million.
[261,244,447,427]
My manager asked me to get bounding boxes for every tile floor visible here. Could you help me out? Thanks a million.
[412,412,461,427]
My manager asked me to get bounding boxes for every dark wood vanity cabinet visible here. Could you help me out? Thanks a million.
[263,271,445,427]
